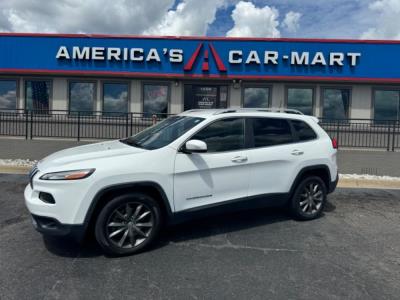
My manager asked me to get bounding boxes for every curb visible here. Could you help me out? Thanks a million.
[1,166,400,190]
[338,178,400,190]
[0,166,30,175]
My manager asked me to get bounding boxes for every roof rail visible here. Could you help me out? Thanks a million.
[217,109,237,114]
[214,108,304,115]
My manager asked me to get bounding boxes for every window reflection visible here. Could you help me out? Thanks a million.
[0,80,17,110]
[143,84,169,116]
[374,90,399,121]
[25,80,51,113]
[243,87,270,108]
[287,88,313,115]
[69,82,95,115]
[192,118,245,152]
[252,118,293,147]
[322,88,350,120]
[103,83,129,116]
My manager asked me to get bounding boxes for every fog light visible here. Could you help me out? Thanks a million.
[39,192,55,204]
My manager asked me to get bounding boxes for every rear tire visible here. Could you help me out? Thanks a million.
[289,176,327,221]
[95,193,161,256]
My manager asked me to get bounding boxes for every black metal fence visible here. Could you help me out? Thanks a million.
[0,110,399,151]
[0,109,172,141]
[319,118,400,151]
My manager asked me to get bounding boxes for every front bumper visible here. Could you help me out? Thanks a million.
[31,214,85,241]
[24,181,91,241]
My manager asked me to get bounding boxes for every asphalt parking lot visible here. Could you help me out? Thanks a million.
[1,174,400,300]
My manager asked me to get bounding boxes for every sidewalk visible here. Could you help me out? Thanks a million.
[0,137,399,177]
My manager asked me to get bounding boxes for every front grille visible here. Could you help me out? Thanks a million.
[29,164,39,188]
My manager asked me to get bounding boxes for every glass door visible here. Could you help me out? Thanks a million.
[184,84,228,110]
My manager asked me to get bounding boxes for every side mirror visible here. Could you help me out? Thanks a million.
[183,139,207,153]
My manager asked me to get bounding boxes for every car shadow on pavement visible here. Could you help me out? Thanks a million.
[153,207,293,251]
[42,202,336,258]
[42,235,103,258]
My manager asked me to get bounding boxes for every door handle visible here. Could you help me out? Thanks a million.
[231,156,248,163]
[291,150,304,156]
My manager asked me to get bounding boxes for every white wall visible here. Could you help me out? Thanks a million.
[229,84,241,107]
[350,85,372,119]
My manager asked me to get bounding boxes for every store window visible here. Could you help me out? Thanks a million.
[143,84,169,116]
[184,85,228,110]
[322,88,350,120]
[287,87,314,115]
[374,90,400,121]
[0,80,17,110]
[69,81,96,115]
[25,80,51,112]
[103,83,129,116]
[243,86,270,108]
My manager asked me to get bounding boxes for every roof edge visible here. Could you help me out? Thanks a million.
[0,32,400,44]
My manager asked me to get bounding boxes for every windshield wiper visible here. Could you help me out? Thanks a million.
[119,138,143,148]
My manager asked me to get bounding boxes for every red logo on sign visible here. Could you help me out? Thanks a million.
[184,43,227,72]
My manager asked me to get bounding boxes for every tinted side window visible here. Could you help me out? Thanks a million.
[252,118,293,147]
[292,120,317,141]
[192,118,245,152]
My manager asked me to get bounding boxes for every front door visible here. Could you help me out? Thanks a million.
[173,117,250,212]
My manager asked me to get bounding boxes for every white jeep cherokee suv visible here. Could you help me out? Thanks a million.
[25,109,338,255]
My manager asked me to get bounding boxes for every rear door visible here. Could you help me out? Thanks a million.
[246,117,299,196]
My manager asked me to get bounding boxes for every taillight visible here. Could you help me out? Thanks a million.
[331,137,338,149]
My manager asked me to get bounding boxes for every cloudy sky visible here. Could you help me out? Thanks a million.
[0,0,398,39]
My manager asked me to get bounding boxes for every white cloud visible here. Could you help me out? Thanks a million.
[145,0,226,36]
[0,0,226,36]
[282,11,301,33]
[226,1,280,38]
[361,0,400,39]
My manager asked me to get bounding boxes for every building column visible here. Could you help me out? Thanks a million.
[271,83,284,108]
[51,78,68,111]
[170,81,183,114]
[130,80,141,114]
[229,83,241,108]
[350,85,372,119]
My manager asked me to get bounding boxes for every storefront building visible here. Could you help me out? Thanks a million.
[1,33,400,121]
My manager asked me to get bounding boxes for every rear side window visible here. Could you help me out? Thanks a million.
[191,118,245,152]
[291,120,317,141]
[251,118,293,147]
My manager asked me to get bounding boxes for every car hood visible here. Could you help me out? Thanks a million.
[37,140,147,170]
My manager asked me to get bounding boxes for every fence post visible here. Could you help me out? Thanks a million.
[387,121,391,151]
[125,113,129,137]
[77,111,81,141]
[30,111,33,140]
[392,121,396,152]
[336,121,340,150]
[25,111,28,139]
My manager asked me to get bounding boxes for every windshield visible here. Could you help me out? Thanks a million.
[121,116,204,150]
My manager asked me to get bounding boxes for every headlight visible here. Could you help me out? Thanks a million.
[40,169,95,180]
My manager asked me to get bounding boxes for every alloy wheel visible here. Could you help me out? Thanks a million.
[299,182,323,215]
[106,202,154,249]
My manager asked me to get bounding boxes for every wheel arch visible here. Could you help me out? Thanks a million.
[289,165,332,199]
[82,181,173,237]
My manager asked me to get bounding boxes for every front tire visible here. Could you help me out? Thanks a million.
[95,193,161,256]
[290,176,327,220]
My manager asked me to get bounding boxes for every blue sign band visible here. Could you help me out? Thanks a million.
[0,34,399,81]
